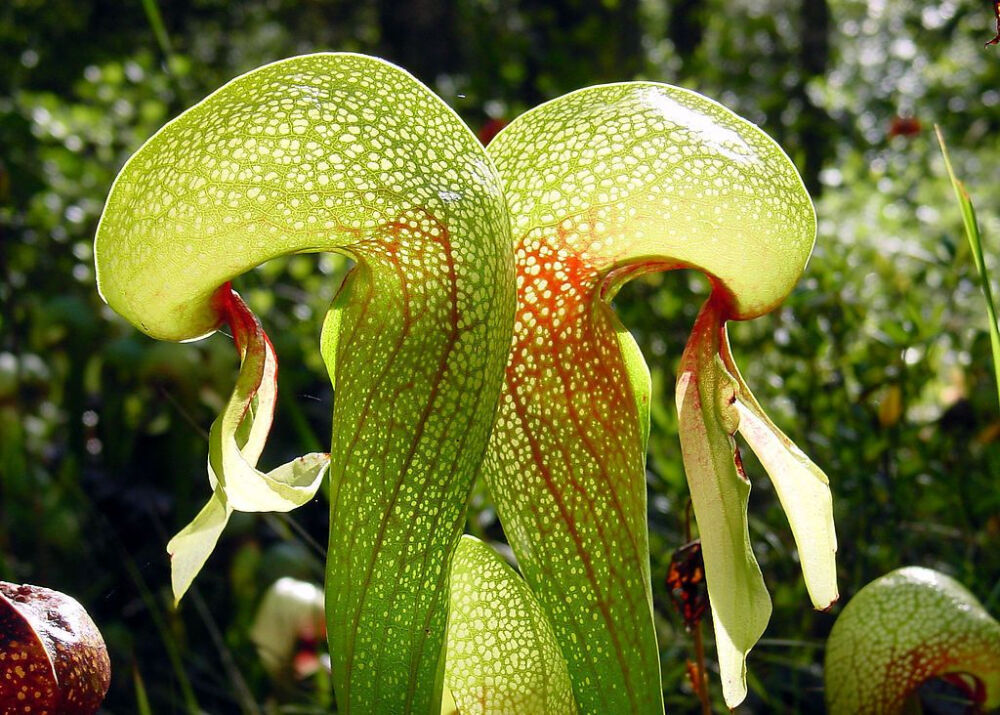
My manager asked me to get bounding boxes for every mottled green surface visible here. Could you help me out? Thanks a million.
[95,54,515,713]
[484,83,834,710]
[443,536,576,715]
[825,566,1000,714]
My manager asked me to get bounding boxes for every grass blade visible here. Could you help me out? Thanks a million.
[936,125,1000,411]
[133,663,153,715]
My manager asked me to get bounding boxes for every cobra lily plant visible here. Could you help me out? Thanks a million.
[95,53,837,712]
[825,567,1000,714]
[481,81,838,711]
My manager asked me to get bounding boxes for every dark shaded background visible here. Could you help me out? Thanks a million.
[2,0,999,712]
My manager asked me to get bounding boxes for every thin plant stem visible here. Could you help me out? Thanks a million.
[132,662,154,715]
[139,0,186,100]
[692,620,712,715]
[189,586,262,715]
[682,497,711,713]
[156,384,209,440]
[58,472,202,713]
[140,0,175,65]
[119,546,201,714]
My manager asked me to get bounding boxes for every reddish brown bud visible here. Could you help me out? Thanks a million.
[0,582,110,714]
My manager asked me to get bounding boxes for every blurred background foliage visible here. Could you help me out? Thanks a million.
[1,0,999,712]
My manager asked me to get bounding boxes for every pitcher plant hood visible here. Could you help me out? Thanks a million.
[483,81,836,710]
[95,53,515,713]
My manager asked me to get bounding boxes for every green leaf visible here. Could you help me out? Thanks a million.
[166,289,328,603]
[721,332,838,611]
[444,536,577,715]
[166,488,230,602]
[613,307,652,449]
[676,300,771,708]
[677,301,837,707]
[484,82,826,711]
[825,567,1000,714]
[96,53,515,712]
